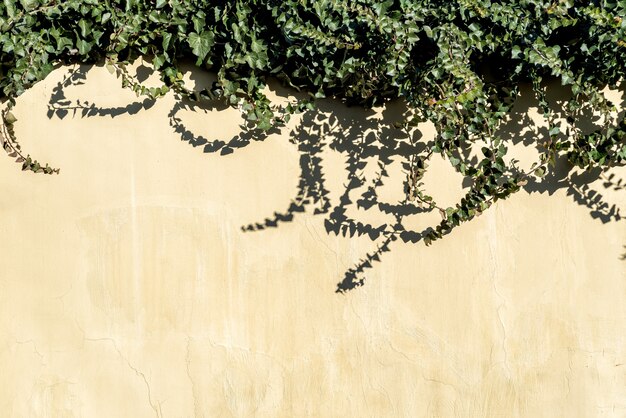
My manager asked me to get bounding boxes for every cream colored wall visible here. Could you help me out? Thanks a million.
[1,64,626,417]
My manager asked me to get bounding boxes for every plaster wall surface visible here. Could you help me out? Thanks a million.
[1,65,626,417]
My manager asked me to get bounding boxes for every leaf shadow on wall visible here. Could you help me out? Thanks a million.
[168,94,435,292]
[47,65,626,292]
[47,65,157,120]
[496,81,626,224]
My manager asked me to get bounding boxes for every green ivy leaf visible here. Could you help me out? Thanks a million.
[19,0,38,11]
[76,39,92,55]
[4,112,17,124]
[78,19,91,38]
[187,31,214,62]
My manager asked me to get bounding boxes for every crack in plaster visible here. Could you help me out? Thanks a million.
[74,320,162,418]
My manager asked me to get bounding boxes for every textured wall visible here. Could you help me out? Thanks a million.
[1,64,626,417]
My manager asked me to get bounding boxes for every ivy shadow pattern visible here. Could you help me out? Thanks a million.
[48,71,626,292]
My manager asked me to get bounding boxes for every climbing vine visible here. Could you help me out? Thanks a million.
[1,0,625,290]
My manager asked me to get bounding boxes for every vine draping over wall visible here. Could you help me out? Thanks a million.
[1,0,625,290]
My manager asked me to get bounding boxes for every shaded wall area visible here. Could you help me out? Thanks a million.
[1,64,626,417]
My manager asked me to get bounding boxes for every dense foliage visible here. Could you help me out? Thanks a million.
[1,0,625,287]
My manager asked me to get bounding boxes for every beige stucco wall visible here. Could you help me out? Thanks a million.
[1,64,626,417]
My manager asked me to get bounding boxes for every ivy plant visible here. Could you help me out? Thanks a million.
[1,0,625,290]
